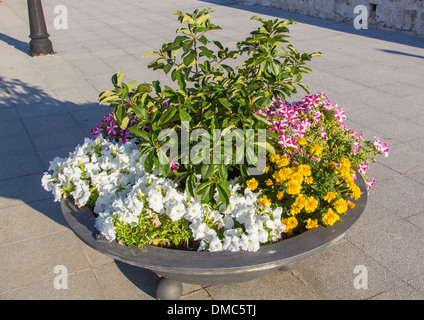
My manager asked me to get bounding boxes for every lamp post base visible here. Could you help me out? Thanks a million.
[27,0,54,57]
[29,38,54,57]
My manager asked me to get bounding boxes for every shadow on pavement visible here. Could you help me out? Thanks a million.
[0,75,160,299]
[115,261,160,299]
[0,32,29,55]
[377,48,424,59]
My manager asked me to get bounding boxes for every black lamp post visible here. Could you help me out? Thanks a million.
[27,0,54,56]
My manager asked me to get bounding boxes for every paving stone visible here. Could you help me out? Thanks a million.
[0,269,105,299]
[30,126,87,151]
[0,153,44,180]
[370,283,424,300]
[93,261,158,300]
[291,240,404,299]
[0,173,52,209]
[0,230,91,294]
[0,133,36,157]
[206,269,318,300]
[348,218,424,282]
[0,118,26,138]
[0,199,66,246]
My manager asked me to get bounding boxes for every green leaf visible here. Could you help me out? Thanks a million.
[196,14,211,25]
[183,52,196,66]
[201,164,215,179]
[152,80,161,93]
[254,140,276,155]
[114,104,125,122]
[281,83,296,91]
[217,164,228,181]
[144,150,155,172]
[157,148,170,177]
[252,112,273,126]
[120,116,129,130]
[298,82,310,94]
[218,98,233,110]
[111,72,125,87]
[182,15,195,24]
[131,103,148,120]
[197,179,215,192]
[129,127,151,141]
[179,108,192,122]
[217,183,230,204]
[159,107,178,125]
[250,16,266,23]
[186,173,196,198]
[142,51,159,58]
[120,83,129,99]
[200,184,214,204]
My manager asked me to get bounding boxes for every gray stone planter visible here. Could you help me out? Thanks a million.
[60,174,367,300]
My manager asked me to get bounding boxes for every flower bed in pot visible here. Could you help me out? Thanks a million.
[42,9,388,299]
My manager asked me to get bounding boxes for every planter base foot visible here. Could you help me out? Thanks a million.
[156,277,183,300]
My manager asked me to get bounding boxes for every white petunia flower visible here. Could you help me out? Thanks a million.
[168,201,186,221]
[52,183,63,202]
[164,187,184,203]
[223,229,241,252]
[48,156,64,175]
[41,173,54,192]
[95,215,116,241]
[71,179,91,207]
[146,189,164,213]
[190,218,209,240]
[223,214,234,230]
[240,233,260,252]
[208,236,223,252]
[185,201,203,220]
[246,221,269,243]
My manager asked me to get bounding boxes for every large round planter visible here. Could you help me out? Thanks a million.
[61,174,367,300]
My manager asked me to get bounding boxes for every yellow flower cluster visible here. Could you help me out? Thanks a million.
[335,158,361,200]
[290,194,306,215]
[322,208,340,226]
[246,178,259,191]
[257,195,272,207]
[305,196,319,213]
[298,138,307,146]
[290,194,319,215]
[323,191,338,202]
[272,167,292,185]
[309,144,323,158]
[247,152,361,235]
[305,218,318,229]
[282,217,298,232]
[333,198,348,214]
[285,164,313,195]
[269,154,290,168]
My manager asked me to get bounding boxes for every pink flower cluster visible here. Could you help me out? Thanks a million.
[258,92,347,149]
[91,113,138,143]
[259,92,389,191]
[374,136,389,157]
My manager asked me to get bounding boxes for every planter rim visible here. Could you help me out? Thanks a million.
[61,174,367,277]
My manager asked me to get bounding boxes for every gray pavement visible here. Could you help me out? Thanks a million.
[1,0,424,300]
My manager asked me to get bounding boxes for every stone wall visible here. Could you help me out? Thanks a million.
[235,0,424,36]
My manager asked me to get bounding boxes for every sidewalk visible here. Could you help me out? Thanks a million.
[1,0,424,300]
